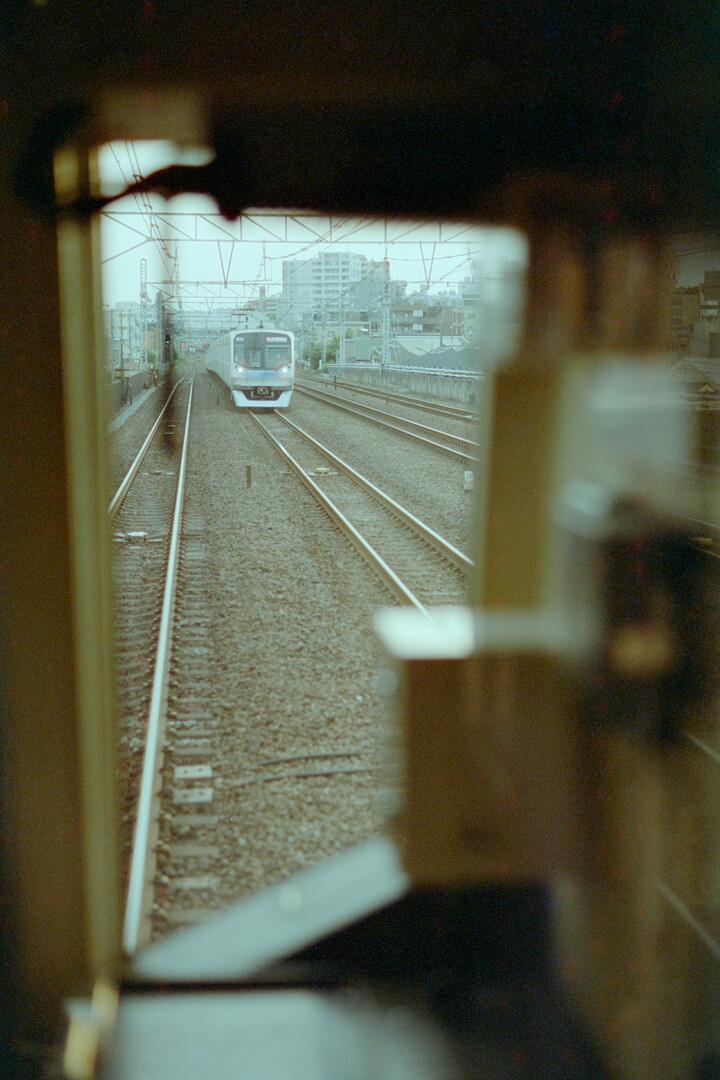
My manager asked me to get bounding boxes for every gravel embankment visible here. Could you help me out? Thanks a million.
[290,388,478,560]
[111,368,474,919]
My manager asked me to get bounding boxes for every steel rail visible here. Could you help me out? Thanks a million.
[109,372,188,523]
[249,413,435,621]
[276,412,473,572]
[295,373,478,421]
[296,380,478,453]
[294,383,479,463]
[123,375,195,955]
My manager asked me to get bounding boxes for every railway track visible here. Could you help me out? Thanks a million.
[295,372,479,421]
[115,373,407,953]
[112,370,470,952]
[111,371,720,1008]
[111,375,192,818]
[109,370,720,1063]
[112,371,226,950]
[294,379,479,464]
[250,410,472,618]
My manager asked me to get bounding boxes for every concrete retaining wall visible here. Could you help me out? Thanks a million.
[108,370,159,414]
[324,363,482,407]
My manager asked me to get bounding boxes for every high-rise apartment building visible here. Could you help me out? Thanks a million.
[282,251,386,328]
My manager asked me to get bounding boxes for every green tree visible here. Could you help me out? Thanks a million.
[325,333,340,363]
[303,334,345,369]
[303,342,324,369]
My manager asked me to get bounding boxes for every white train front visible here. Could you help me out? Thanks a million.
[205,329,294,408]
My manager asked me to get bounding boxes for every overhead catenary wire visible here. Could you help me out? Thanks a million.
[101,169,483,310]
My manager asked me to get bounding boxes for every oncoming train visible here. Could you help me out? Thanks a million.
[205,328,294,408]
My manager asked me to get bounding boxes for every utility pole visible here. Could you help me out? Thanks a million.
[108,306,115,375]
[119,309,126,385]
[381,259,391,368]
[140,259,149,371]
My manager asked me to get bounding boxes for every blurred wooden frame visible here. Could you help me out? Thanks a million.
[10,75,720,1080]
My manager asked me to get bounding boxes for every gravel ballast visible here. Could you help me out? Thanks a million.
[110,367,475,927]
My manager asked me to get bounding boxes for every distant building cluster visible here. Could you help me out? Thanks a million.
[106,248,524,370]
[279,249,504,352]
[103,301,157,374]
[668,271,720,357]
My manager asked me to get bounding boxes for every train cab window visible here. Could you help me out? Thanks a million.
[241,337,263,368]
[0,10,709,1069]
[76,139,528,956]
[266,339,291,369]
[41,98,720,1079]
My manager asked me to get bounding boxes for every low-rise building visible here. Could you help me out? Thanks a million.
[667,286,701,349]
[391,298,463,338]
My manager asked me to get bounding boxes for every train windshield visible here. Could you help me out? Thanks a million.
[266,340,292,368]
[234,332,292,369]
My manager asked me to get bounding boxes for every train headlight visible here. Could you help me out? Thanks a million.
[233,363,245,374]
[277,365,291,376]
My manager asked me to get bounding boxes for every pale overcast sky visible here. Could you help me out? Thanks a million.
[98,141,526,311]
